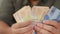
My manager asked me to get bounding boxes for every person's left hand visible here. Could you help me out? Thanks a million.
[11,21,34,34]
[34,20,60,34]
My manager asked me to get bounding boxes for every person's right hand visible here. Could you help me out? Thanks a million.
[11,21,34,34]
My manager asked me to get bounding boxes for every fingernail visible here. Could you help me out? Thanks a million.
[43,20,48,23]
[43,20,46,23]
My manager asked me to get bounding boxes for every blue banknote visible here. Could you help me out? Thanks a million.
[43,6,60,22]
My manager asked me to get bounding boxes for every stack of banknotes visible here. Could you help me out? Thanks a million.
[13,6,49,23]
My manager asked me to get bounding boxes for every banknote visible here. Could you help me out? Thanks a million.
[13,6,49,23]
[44,6,60,22]
[32,6,49,22]
[13,6,32,23]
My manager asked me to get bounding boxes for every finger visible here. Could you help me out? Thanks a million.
[24,30,34,34]
[12,25,33,34]
[43,20,59,28]
[36,23,57,34]
[36,32,42,34]
[35,25,52,34]
[40,28,52,34]
[34,25,42,34]
[12,20,32,29]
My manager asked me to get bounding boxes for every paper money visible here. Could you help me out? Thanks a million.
[32,6,49,22]
[44,6,60,22]
[13,6,32,23]
[13,6,49,23]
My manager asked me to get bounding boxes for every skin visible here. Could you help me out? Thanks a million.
[0,21,34,34]
[0,20,60,34]
[0,0,60,34]
[34,20,60,34]
[11,21,33,34]
[29,0,60,34]
[29,0,41,6]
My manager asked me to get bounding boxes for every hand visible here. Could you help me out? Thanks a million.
[11,21,34,34]
[34,20,60,34]
[0,21,11,34]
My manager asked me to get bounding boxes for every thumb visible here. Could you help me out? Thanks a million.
[11,20,32,29]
